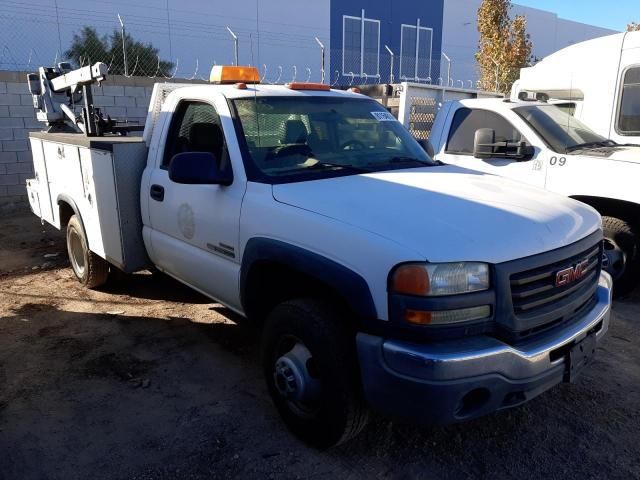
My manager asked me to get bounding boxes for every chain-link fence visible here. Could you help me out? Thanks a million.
[0,0,482,88]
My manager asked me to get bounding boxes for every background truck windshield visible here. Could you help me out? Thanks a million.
[514,104,608,153]
[232,96,435,179]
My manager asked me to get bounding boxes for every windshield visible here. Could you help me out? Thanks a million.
[514,104,610,153]
[231,96,436,181]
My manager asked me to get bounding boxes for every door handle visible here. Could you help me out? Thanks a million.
[150,184,165,202]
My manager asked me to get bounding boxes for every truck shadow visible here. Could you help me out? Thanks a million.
[100,269,212,304]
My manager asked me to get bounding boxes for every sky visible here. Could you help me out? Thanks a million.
[514,0,637,31]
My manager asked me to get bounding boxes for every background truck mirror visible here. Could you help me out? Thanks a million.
[168,152,232,185]
[473,128,496,158]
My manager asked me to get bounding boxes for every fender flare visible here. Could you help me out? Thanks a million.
[240,237,378,320]
[56,194,87,240]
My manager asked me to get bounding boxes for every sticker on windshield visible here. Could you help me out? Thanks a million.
[371,111,396,121]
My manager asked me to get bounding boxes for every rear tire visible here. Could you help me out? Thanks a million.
[66,214,109,289]
[602,216,640,295]
[262,298,369,448]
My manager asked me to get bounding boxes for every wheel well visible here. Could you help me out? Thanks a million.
[570,196,640,224]
[58,200,75,227]
[242,261,358,326]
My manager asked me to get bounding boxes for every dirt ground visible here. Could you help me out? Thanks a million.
[0,211,639,480]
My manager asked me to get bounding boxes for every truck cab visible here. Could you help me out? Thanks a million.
[430,98,640,292]
[26,65,612,447]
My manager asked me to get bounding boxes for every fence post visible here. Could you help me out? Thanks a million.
[315,37,325,83]
[226,26,239,66]
[117,14,128,76]
[385,45,395,83]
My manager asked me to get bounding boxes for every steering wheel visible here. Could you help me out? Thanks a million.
[267,143,312,161]
[340,140,367,151]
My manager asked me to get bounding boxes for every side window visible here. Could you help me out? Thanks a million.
[446,108,525,155]
[162,101,230,171]
[618,66,640,134]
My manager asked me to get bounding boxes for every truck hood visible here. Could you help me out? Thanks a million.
[605,146,640,163]
[272,166,600,264]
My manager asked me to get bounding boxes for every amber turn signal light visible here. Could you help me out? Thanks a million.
[390,264,430,296]
[405,309,433,325]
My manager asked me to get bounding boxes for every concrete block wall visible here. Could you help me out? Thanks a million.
[0,71,201,209]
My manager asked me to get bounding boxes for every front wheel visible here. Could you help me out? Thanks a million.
[262,298,369,448]
[602,216,640,295]
[66,214,109,289]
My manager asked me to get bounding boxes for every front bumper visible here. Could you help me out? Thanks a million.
[356,271,612,424]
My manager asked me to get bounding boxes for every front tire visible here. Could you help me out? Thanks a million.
[602,215,640,295]
[262,298,369,448]
[66,214,109,289]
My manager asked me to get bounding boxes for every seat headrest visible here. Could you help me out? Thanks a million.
[284,120,308,144]
[189,123,223,153]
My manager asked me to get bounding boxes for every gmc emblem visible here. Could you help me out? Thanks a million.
[555,260,590,287]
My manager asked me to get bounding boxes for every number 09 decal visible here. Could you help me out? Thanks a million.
[550,156,567,166]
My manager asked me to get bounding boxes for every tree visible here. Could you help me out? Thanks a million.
[65,26,173,77]
[628,22,640,32]
[476,0,532,93]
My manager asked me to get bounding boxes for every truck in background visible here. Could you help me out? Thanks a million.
[510,31,640,145]
[25,63,611,447]
[427,97,640,293]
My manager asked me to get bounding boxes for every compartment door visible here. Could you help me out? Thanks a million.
[29,138,55,224]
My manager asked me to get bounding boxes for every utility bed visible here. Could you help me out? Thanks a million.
[27,131,150,273]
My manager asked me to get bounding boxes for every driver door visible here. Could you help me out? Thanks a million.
[442,107,546,187]
[146,98,245,311]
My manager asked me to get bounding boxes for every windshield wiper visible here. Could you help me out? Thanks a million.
[274,162,373,176]
[381,156,437,167]
[565,140,617,153]
[306,162,374,173]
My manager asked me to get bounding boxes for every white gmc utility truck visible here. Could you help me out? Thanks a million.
[25,63,611,447]
[428,97,640,294]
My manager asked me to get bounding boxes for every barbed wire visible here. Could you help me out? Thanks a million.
[0,7,484,89]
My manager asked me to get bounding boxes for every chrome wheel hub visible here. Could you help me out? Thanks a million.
[273,343,320,405]
[602,238,626,281]
[68,230,86,277]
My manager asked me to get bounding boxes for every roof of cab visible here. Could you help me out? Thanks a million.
[168,83,365,100]
[456,97,549,111]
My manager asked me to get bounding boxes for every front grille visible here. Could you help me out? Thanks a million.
[509,243,601,336]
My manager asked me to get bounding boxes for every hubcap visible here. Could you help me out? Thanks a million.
[273,342,321,410]
[68,229,86,277]
[602,238,626,281]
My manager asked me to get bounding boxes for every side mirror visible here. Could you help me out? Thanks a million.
[516,144,535,160]
[473,128,535,161]
[473,128,496,159]
[168,152,232,185]
[417,139,435,158]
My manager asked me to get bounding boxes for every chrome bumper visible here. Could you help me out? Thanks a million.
[356,271,612,423]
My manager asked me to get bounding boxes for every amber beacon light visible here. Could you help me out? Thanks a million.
[210,65,261,84]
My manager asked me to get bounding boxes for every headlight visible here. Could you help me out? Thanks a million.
[390,262,490,296]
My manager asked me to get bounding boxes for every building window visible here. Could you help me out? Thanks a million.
[342,11,380,78]
[617,66,640,135]
[400,21,433,81]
